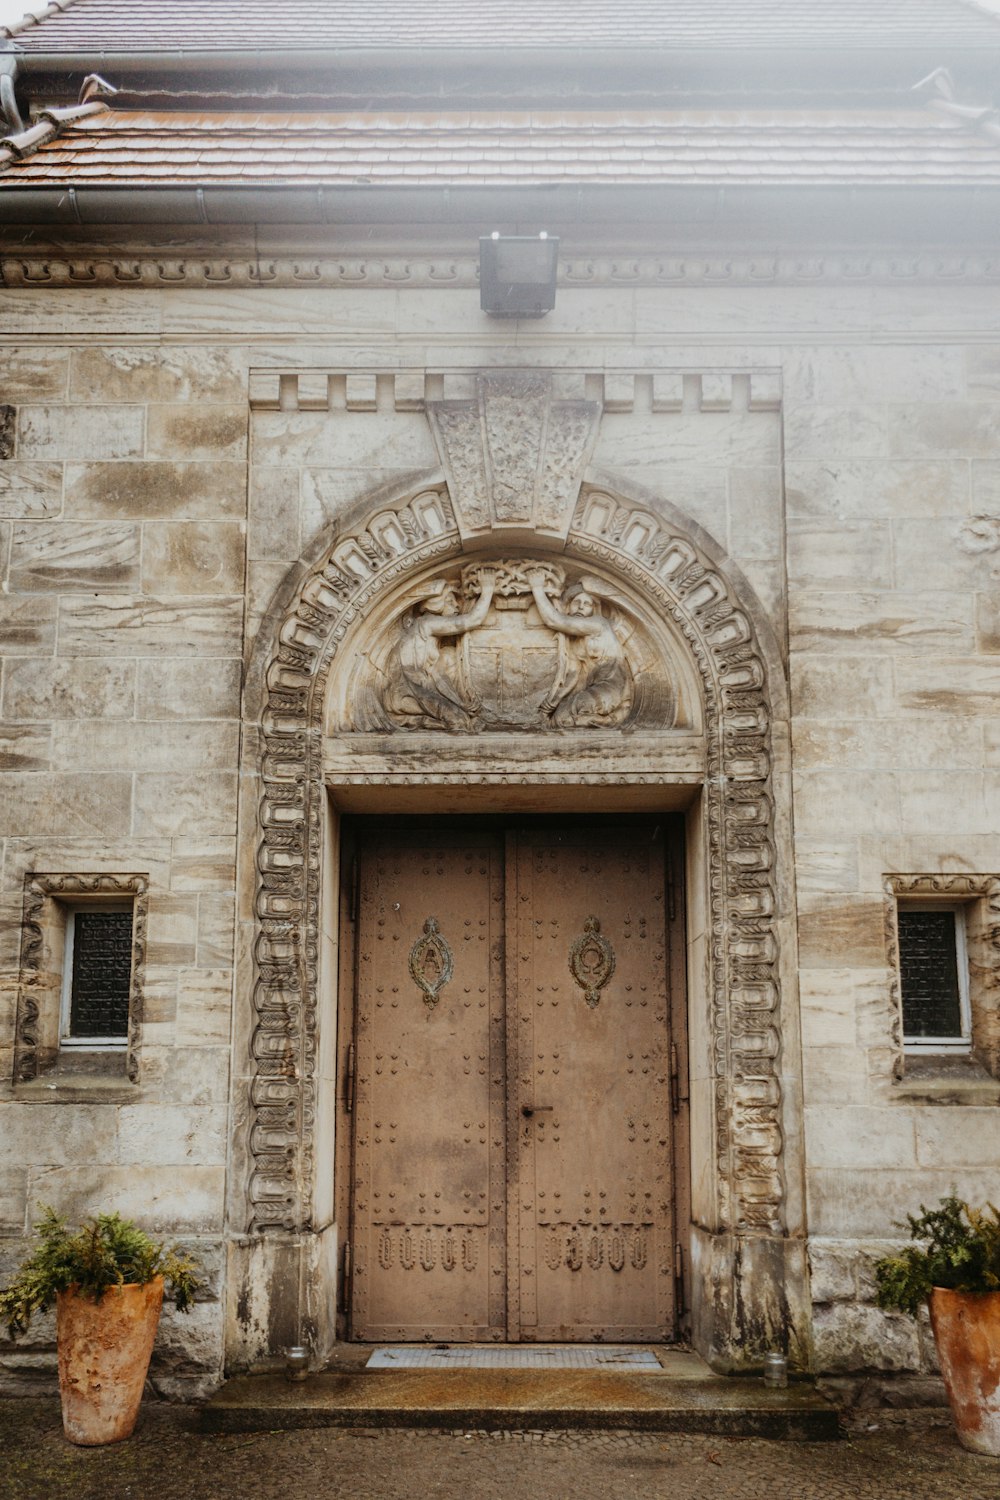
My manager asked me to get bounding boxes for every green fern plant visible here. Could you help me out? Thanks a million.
[875,1195,1000,1316]
[0,1206,202,1338]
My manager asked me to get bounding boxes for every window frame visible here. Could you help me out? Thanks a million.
[13,872,149,1087]
[58,901,136,1051]
[884,873,1000,1081]
[896,902,972,1055]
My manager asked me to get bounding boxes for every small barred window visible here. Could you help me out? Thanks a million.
[61,906,134,1046]
[898,906,970,1052]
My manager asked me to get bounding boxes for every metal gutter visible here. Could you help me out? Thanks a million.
[9,43,1000,77]
[10,43,1000,113]
[3,182,1000,236]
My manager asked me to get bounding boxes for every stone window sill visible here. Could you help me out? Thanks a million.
[14,1055,137,1104]
[893,1056,1000,1106]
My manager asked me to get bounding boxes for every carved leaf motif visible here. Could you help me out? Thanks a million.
[378,1230,393,1270]
[409,917,454,1009]
[569,916,616,1008]
[462,1233,479,1273]
[566,1233,583,1272]
[609,1234,627,1272]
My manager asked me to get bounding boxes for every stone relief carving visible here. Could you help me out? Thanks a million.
[384,570,496,731]
[249,471,784,1237]
[955,515,1000,579]
[527,569,632,728]
[372,558,644,733]
[248,356,785,1251]
[426,371,601,542]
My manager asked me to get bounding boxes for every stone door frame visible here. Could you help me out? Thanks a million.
[229,454,809,1373]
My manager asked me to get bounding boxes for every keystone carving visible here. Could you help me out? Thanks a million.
[426,371,601,542]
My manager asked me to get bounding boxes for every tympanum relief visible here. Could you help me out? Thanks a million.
[351,559,677,733]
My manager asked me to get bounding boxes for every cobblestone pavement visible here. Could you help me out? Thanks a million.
[3,1400,999,1500]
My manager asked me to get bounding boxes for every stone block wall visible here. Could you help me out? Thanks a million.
[0,339,249,1396]
[0,272,999,1386]
[786,341,1000,1375]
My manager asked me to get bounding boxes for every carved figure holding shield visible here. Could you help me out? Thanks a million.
[383,569,496,731]
[527,568,633,727]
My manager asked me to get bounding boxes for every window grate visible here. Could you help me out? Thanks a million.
[898,907,967,1047]
[67,909,133,1042]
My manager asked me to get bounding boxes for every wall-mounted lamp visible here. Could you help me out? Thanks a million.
[479,232,559,317]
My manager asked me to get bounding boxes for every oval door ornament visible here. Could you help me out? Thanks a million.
[569,915,616,1008]
[409,916,454,1009]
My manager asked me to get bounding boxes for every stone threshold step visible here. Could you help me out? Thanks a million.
[200,1369,840,1441]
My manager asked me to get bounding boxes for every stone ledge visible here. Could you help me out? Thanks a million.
[199,1365,840,1440]
[13,1063,137,1105]
[892,1060,1000,1107]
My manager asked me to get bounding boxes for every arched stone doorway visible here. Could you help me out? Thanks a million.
[227,374,809,1374]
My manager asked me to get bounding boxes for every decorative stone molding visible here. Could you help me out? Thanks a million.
[572,491,782,1230]
[13,872,149,1086]
[883,873,1000,1079]
[249,368,781,416]
[251,486,460,1232]
[249,475,784,1237]
[7,252,1000,290]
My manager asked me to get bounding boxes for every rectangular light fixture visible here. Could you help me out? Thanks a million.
[479,232,559,317]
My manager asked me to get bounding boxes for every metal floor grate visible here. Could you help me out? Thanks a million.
[367,1346,662,1370]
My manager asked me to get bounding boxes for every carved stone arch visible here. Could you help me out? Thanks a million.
[238,467,806,1368]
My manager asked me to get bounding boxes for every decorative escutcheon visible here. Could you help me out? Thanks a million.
[409,916,454,1009]
[569,915,615,1008]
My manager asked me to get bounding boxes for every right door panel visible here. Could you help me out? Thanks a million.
[508,824,675,1341]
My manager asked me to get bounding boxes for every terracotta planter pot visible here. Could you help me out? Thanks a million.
[929,1286,1000,1457]
[56,1277,164,1445]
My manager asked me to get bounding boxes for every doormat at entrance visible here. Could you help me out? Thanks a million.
[367,1347,662,1369]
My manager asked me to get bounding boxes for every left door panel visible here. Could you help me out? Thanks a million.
[350,827,507,1341]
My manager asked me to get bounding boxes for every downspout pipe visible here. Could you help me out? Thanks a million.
[0,47,24,134]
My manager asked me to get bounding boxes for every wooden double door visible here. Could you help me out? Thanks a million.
[342,817,684,1343]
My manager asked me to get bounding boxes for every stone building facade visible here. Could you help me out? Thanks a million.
[2,0,1000,1397]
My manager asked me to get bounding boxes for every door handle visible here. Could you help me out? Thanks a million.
[521,1104,554,1118]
